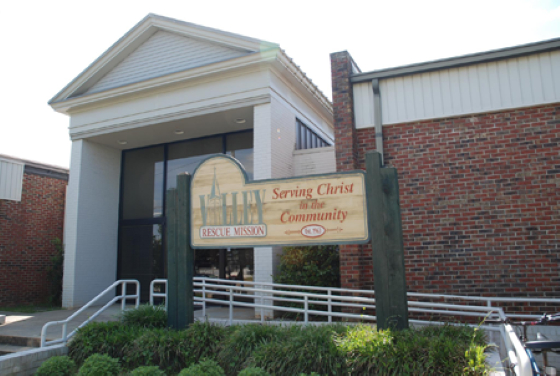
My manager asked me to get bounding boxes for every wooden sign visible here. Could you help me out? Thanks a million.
[190,155,369,248]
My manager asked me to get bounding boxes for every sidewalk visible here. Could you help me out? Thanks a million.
[0,305,256,340]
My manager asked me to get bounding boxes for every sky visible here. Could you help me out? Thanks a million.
[1,0,560,168]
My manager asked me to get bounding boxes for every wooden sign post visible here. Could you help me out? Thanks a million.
[165,174,194,329]
[366,152,409,330]
[165,153,408,331]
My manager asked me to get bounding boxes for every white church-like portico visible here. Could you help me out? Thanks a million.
[49,14,335,309]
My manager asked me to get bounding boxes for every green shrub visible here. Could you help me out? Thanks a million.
[184,322,230,362]
[77,354,121,376]
[217,324,288,374]
[46,238,64,306]
[129,365,166,376]
[68,321,143,365]
[274,246,339,287]
[274,246,339,320]
[121,304,167,329]
[238,367,270,376]
[35,355,76,376]
[125,328,193,373]
[124,322,229,374]
[250,324,347,375]
[336,324,489,375]
[178,359,225,376]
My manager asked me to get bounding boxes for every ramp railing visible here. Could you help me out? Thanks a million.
[41,280,139,347]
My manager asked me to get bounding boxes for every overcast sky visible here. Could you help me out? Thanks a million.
[2,0,560,168]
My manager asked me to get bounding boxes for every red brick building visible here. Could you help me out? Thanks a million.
[0,155,68,306]
[331,38,560,308]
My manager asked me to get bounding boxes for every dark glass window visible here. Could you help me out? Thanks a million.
[118,130,254,300]
[226,132,254,180]
[295,119,330,150]
[118,224,163,300]
[167,136,222,190]
[121,146,164,220]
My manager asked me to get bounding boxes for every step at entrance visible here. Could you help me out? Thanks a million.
[0,335,41,356]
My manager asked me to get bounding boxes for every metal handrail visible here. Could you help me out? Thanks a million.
[149,279,168,311]
[190,277,560,319]
[41,279,140,347]
[149,277,512,324]
[503,324,533,376]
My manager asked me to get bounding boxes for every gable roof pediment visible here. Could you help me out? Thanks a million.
[49,14,278,106]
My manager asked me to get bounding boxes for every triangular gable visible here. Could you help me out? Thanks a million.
[50,14,278,104]
[85,31,249,95]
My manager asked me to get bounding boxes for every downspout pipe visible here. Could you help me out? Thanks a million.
[372,78,384,165]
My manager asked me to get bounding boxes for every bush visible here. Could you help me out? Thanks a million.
[46,238,64,306]
[129,365,166,376]
[184,322,230,363]
[178,359,225,376]
[124,322,229,374]
[35,355,76,376]
[274,246,339,320]
[125,328,193,373]
[77,354,121,376]
[336,324,489,375]
[274,246,339,287]
[69,322,143,365]
[121,305,167,329]
[217,324,288,374]
[250,325,347,375]
[238,367,270,376]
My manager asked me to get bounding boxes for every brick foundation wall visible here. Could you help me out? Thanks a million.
[0,173,67,306]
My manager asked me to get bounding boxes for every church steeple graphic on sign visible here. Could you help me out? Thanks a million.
[208,167,222,225]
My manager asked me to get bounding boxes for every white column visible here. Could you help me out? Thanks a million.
[62,139,121,308]
[252,97,296,318]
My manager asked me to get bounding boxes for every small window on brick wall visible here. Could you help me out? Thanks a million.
[295,119,330,150]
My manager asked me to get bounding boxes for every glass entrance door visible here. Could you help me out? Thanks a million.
[117,130,254,301]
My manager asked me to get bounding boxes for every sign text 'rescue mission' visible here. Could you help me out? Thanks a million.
[190,155,369,248]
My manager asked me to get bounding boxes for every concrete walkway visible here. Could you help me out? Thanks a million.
[0,305,256,340]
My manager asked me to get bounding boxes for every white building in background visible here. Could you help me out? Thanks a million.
[49,14,335,309]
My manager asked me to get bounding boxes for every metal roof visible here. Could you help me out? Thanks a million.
[351,36,560,83]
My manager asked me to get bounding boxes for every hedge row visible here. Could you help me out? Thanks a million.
[65,307,490,376]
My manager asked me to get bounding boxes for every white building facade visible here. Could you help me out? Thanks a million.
[50,15,334,309]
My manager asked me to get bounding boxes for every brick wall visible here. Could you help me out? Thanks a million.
[330,52,370,293]
[331,51,560,313]
[0,173,67,306]
[343,103,560,309]
[361,104,560,296]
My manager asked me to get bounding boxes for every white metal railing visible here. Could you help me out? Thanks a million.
[148,278,560,325]
[41,280,139,347]
[148,278,559,376]
[149,279,168,311]
[148,277,515,324]
[502,323,533,376]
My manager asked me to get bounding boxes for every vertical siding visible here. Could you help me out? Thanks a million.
[86,31,250,94]
[0,159,24,201]
[354,50,560,128]
[353,82,375,128]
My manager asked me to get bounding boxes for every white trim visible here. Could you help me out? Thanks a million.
[49,14,278,105]
[51,51,277,114]
[69,94,271,140]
